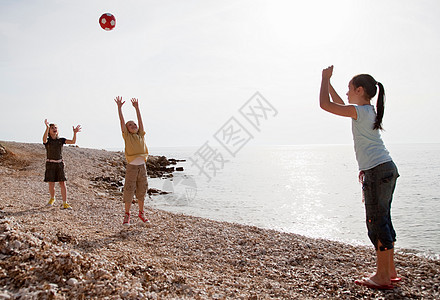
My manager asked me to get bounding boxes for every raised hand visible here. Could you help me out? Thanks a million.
[73,125,82,134]
[44,119,50,127]
[322,65,334,80]
[131,98,139,109]
[114,96,125,108]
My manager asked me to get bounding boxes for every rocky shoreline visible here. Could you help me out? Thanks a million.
[89,151,184,198]
[0,141,439,299]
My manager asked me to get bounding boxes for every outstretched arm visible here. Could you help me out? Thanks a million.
[319,66,356,118]
[115,96,126,133]
[131,98,144,132]
[66,125,81,144]
[43,119,50,143]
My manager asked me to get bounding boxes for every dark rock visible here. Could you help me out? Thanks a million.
[159,167,174,172]
[56,232,73,243]
[157,156,169,166]
[0,144,6,155]
[169,158,186,163]
[146,156,185,178]
[148,188,170,195]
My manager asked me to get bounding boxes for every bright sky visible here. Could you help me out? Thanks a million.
[1,0,439,149]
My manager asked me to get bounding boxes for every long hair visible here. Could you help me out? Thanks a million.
[48,124,59,139]
[352,74,385,130]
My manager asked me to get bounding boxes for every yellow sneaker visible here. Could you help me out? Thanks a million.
[62,203,73,210]
[47,198,55,206]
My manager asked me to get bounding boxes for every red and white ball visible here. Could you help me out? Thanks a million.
[99,13,116,31]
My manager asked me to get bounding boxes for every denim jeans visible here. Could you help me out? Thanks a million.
[362,161,399,251]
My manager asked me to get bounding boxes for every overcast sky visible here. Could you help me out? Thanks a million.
[1,0,439,149]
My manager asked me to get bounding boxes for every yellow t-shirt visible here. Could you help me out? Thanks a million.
[122,128,149,164]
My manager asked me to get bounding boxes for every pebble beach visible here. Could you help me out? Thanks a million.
[0,141,439,299]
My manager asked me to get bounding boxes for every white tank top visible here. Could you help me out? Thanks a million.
[352,105,392,171]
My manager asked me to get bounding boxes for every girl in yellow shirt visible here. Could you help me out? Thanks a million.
[115,97,149,226]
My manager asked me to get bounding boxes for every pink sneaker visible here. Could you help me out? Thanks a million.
[123,212,130,226]
[138,211,149,223]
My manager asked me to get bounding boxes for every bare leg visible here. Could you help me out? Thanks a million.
[370,241,392,285]
[48,182,55,199]
[389,244,398,279]
[125,201,131,214]
[59,181,67,203]
[138,200,144,212]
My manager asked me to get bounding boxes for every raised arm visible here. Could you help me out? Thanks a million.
[329,83,345,105]
[43,119,50,144]
[66,125,82,145]
[115,96,126,133]
[320,66,356,118]
[131,98,144,132]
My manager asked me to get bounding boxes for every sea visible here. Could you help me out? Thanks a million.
[144,143,440,260]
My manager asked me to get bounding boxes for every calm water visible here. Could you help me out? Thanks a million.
[146,143,440,259]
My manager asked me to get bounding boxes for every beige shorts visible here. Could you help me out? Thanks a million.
[123,163,148,203]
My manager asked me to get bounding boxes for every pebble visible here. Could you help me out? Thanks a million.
[0,292,11,300]
[66,278,78,286]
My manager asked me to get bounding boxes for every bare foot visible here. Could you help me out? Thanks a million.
[370,273,391,286]
[355,277,394,290]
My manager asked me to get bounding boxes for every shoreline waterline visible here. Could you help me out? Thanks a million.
[146,143,440,259]
[2,140,439,259]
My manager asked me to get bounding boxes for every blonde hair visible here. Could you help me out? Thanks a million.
[48,124,59,139]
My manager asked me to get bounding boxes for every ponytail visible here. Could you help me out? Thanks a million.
[352,74,385,130]
[373,82,385,130]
